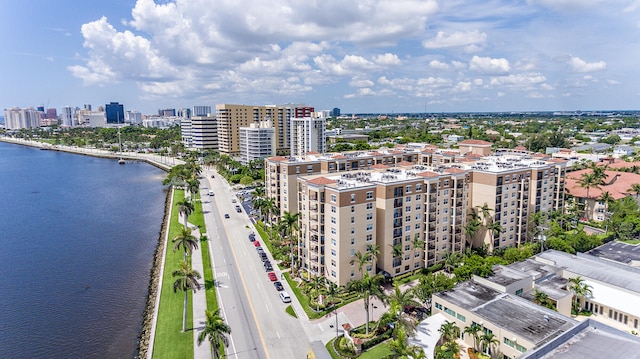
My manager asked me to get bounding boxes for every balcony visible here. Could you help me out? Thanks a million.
[310,204,318,212]
[393,218,403,228]
[393,228,403,237]
[310,225,319,233]
[429,215,436,222]
[310,214,318,222]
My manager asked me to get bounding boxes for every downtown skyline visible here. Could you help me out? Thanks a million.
[2,0,639,115]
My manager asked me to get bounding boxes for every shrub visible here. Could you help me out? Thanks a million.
[361,328,392,350]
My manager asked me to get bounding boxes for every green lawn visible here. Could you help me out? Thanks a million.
[152,189,194,359]
[359,343,392,358]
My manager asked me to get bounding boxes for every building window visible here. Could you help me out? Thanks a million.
[457,313,466,322]
[366,191,374,199]
[331,206,336,213]
[406,185,412,193]
[331,239,336,246]
[416,194,422,201]
[351,216,355,223]
[331,217,336,224]
[350,249,355,256]
[351,238,355,245]
[367,203,373,210]
[516,344,527,353]
[331,249,336,256]
[415,223,421,230]
[366,234,373,241]
[366,224,373,231]
[435,302,443,310]
[351,227,355,234]
[367,213,373,220]
[416,184,422,191]
[331,194,336,203]
[331,270,336,277]
[331,228,336,235]
[406,196,411,202]
[351,194,356,203]
[504,338,515,348]
[405,206,411,212]
[331,260,336,266]
[515,288,523,295]
[444,307,456,317]
[351,206,355,213]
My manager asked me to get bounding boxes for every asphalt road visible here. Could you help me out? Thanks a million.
[202,171,309,359]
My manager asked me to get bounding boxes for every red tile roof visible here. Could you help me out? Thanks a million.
[371,163,389,169]
[565,170,640,200]
[267,156,288,162]
[417,171,440,178]
[444,167,466,174]
[396,161,413,167]
[459,139,492,146]
[306,151,321,155]
[332,155,347,159]
[306,177,337,185]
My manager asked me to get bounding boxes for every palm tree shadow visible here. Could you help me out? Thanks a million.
[205,279,215,290]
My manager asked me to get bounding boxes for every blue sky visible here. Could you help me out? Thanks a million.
[2,0,639,115]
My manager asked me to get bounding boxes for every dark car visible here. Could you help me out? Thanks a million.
[264,263,273,271]
[224,213,230,219]
[249,234,256,242]
[274,281,284,291]
[235,205,242,213]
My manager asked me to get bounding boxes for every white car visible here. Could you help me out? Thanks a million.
[279,291,291,303]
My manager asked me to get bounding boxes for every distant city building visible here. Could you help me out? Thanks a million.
[143,117,175,128]
[61,106,74,127]
[239,119,276,165]
[3,107,41,129]
[331,108,341,117]
[124,110,142,125]
[290,116,326,156]
[84,104,92,111]
[76,110,106,127]
[192,105,212,117]
[177,108,191,119]
[105,102,124,124]
[37,105,45,112]
[158,108,176,117]
[46,108,57,120]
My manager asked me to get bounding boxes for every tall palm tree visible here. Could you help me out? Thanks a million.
[389,243,403,270]
[411,236,425,273]
[464,323,483,352]
[311,275,325,311]
[325,280,343,339]
[197,309,231,359]
[576,172,601,219]
[172,227,199,261]
[442,251,461,274]
[568,276,593,313]
[366,243,381,275]
[480,332,499,355]
[598,191,614,232]
[350,251,370,275]
[173,261,202,332]
[387,283,421,336]
[187,178,200,197]
[281,211,300,274]
[346,272,386,335]
[176,198,195,228]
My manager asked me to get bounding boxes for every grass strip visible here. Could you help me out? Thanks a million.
[285,305,297,318]
[152,189,194,359]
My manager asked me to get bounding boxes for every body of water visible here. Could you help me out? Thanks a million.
[0,141,167,358]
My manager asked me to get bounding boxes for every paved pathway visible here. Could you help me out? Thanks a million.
[188,223,210,359]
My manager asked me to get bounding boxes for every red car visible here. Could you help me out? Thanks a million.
[253,241,261,247]
[268,272,277,281]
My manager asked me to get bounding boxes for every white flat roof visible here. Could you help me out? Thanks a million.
[409,313,447,359]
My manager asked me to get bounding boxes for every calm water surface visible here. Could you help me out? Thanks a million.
[0,141,167,358]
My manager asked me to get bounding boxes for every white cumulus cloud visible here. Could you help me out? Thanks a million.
[422,30,487,49]
[469,56,510,75]
[567,56,606,72]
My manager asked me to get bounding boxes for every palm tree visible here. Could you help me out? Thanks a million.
[176,198,195,228]
[350,250,370,275]
[438,320,460,344]
[480,332,499,355]
[187,178,200,197]
[598,191,614,232]
[411,235,425,273]
[533,288,549,306]
[389,243,403,270]
[388,328,422,359]
[366,243,381,275]
[387,283,421,336]
[197,309,231,359]
[325,280,343,339]
[442,251,461,274]
[464,323,483,352]
[281,211,300,274]
[311,275,325,311]
[576,172,601,219]
[172,227,199,261]
[568,276,593,314]
[173,261,202,332]
[346,272,386,335]
[628,183,640,199]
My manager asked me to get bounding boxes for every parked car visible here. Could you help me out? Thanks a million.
[224,213,230,219]
[264,263,273,271]
[208,190,214,196]
[232,198,237,203]
[279,291,291,303]
[235,205,242,213]
[259,253,268,261]
[253,241,261,247]
[248,234,256,242]
[268,272,277,281]
[274,281,284,291]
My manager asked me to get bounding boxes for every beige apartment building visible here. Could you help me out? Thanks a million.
[215,104,312,156]
[266,145,568,283]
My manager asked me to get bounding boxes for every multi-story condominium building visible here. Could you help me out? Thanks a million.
[3,107,41,129]
[239,119,275,165]
[177,108,191,119]
[181,115,218,150]
[192,105,212,117]
[215,104,313,156]
[290,116,326,156]
[296,166,470,285]
[266,144,568,283]
[465,151,566,251]
[190,115,218,150]
[76,110,106,127]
